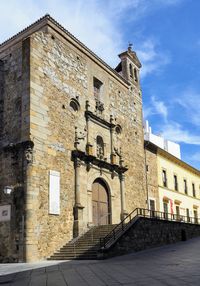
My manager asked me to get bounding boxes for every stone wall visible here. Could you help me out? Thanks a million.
[0,39,31,261]
[24,27,147,261]
[0,221,12,262]
[103,217,200,258]
[0,21,147,262]
[145,145,160,210]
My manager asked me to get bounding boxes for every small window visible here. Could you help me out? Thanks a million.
[186,208,190,222]
[93,77,103,101]
[184,179,187,195]
[149,200,155,211]
[129,64,133,78]
[162,170,167,187]
[96,136,104,159]
[134,68,138,82]
[163,202,168,219]
[174,175,178,191]
[194,210,198,224]
[176,205,180,220]
[69,98,80,112]
[149,199,155,217]
[192,183,196,197]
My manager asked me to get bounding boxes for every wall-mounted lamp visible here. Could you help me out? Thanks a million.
[3,186,14,195]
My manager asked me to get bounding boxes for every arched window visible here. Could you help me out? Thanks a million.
[129,64,133,78]
[96,136,104,159]
[134,68,138,82]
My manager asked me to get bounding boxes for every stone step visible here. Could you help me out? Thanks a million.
[54,251,97,256]
[48,224,117,261]
[61,246,99,251]
[50,253,96,256]
[59,246,97,250]
[53,254,97,258]
[49,256,98,260]
[58,248,97,253]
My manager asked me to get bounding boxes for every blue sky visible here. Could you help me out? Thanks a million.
[0,0,199,169]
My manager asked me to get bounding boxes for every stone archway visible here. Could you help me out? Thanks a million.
[92,178,111,225]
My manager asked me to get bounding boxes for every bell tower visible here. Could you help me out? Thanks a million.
[115,44,141,85]
[115,44,146,214]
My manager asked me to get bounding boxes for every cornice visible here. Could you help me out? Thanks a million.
[85,111,115,129]
[72,150,128,174]
[144,140,200,176]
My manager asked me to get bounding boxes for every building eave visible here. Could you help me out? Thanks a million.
[144,140,200,176]
[0,14,129,88]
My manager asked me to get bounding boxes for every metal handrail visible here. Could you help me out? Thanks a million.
[100,208,139,248]
[100,208,200,249]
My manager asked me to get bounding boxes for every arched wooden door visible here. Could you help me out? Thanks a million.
[92,179,110,225]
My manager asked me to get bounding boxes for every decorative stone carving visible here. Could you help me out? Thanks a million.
[111,153,117,164]
[85,100,90,111]
[115,124,122,135]
[74,126,86,150]
[95,100,104,114]
[86,144,93,156]
[96,136,104,160]
[86,162,92,172]
[74,157,82,168]
[24,146,33,164]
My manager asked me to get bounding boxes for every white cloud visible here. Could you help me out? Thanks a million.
[175,88,200,126]
[136,39,170,78]
[152,96,168,119]
[161,122,200,145]
[0,0,179,70]
[189,152,200,162]
[143,96,168,120]
[143,106,154,119]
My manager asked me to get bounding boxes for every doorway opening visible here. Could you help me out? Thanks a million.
[92,178,111,225]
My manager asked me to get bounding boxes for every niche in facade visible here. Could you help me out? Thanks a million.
[96,136,104,160]
[115,124,122,135]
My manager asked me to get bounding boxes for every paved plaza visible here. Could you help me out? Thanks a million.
[1,237,200,285]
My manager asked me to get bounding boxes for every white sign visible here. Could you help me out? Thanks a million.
[49,170,60,215]
[0,205,11,222]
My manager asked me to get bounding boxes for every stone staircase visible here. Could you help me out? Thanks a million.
[48,224,117,260]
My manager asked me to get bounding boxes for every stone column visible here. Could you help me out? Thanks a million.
[23,143,39,262]
[74,158,81,207]
[85,101,93,155]
[73,158,84,237]
[110,115,116,164]
[119,173,127,221]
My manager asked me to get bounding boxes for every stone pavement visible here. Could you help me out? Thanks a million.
[1,237,200,285]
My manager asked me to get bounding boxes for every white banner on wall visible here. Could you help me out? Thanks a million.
[0,205,11,222]
[49,170,60,215]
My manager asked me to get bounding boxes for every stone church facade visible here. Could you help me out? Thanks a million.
[0,15,147,262]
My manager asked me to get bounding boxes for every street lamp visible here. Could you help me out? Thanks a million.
[3,186,13,195]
